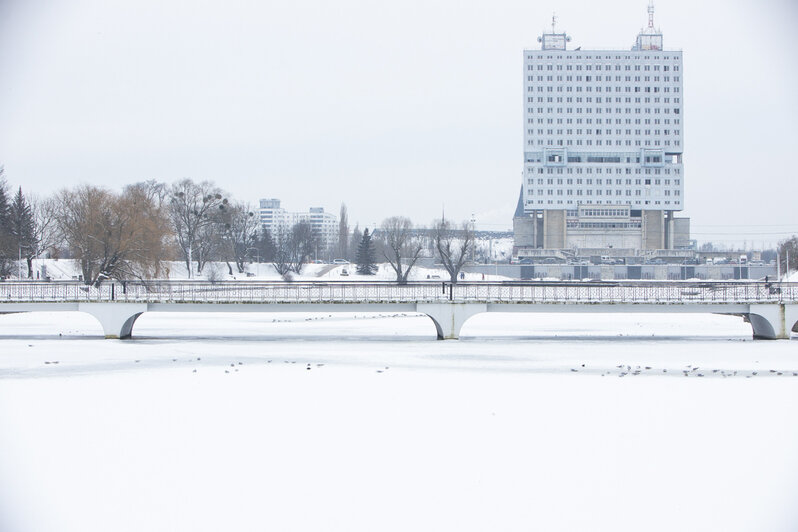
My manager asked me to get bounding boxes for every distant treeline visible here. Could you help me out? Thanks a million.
[0,168,485,285]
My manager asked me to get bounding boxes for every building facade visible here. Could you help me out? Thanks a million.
[258,199,338,248]
[514,5,690,256]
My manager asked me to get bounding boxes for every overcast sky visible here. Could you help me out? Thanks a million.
[1,0,796,246]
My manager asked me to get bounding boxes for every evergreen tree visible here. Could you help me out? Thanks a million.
[0,169,13,277]
[10,187,35,247]
[356,228,377,275]
[255,228,276,263]
[350,224,362,263]
[0,168,9,225]
[9,187,36,277]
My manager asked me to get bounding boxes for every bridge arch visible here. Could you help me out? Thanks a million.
[790,305,798,338]
[746,304,797,340]
[79,303,147,339]
[747,313,778,340]
[416,303,486,340]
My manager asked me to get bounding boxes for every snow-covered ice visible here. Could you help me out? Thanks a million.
[0,311,797,532]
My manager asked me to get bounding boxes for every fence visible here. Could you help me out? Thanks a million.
[1,281,796,305]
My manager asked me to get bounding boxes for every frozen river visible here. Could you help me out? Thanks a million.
[1,311,796,532]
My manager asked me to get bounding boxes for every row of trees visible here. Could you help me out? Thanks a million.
[0,169,478,285]
[0,167,57,278]
[0,173,264,284]
[353,217,475,284]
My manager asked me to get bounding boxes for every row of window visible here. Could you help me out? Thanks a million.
[527,117,680,125]
[567,221,643,229]
[527,75,680,83]
[527,96,680,105]
[529,139,681,147]
[527,86,681,94]
[582,209,629,217]
[528,189,681,197]
[524,62,681,72]
[527,175,681,183]
[526,199,680,206]
[524,50,680,61]
[527,128,680,136]
[526,105,681,116]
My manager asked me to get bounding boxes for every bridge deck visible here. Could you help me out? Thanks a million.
[0,280,796,305]
[1,281,795,340]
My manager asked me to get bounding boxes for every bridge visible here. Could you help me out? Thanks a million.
[0,280,796,340]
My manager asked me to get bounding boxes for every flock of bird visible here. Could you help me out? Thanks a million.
[568,363,798,378]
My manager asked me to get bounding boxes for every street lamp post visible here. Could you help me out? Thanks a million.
[18,244,30,280]
[246,247,260,277]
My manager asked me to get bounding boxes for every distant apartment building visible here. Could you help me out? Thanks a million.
[514,4,690,256]
[258,199,338,247]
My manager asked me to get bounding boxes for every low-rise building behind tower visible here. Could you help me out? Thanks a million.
[258,199,338,249]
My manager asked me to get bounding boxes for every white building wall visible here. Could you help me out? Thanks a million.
[521,45,684,213]
[258,199,338,248]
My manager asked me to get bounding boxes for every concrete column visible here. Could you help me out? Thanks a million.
[746,304,794,340]
[416,303,487,340]
[78,302,148,339]
[642,210,664,250]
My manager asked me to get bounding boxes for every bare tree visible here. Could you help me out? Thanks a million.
[167,179,226,277]
[380,216,423,284]
[778,235,798,276]
[271,222,317,278]
[24,194,60,277]
[337,203,349,260]
[118,181,171,279]
[218,202,259,274]
[289,221,316,274]
[55,184,169,285]
[271,226,293,277]
[433,218,475,284]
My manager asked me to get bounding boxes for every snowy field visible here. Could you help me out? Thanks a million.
[27,258,512,283]
[1,311,797,532]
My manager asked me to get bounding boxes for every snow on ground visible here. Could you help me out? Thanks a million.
[27,258,511,282]
[1,312,797,532]
[473,236,514,262]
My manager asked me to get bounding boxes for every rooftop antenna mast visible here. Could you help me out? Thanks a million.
[647,1,655,29]
[551,13,557,32]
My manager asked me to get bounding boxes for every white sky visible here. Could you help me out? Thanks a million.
[1,0,796,245]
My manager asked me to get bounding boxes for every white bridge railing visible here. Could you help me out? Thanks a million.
[0,281,796,305]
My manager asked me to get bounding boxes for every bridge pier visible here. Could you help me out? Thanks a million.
[78,303,147,339]
[746,304,797,340]
[417,303,486,340]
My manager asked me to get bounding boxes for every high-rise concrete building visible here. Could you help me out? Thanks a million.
[514,4,690,256]
[258,199,338,248]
